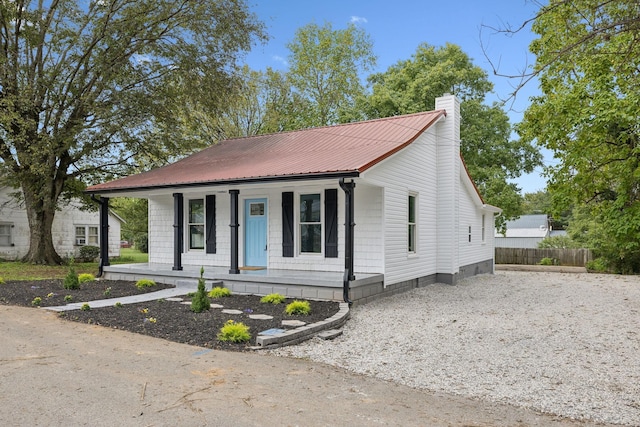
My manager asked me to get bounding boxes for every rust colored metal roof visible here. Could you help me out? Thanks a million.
[87,110,445,193]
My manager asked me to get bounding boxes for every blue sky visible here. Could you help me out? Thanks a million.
[243,0,551,194]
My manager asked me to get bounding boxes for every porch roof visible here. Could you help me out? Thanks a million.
[86,110,445,194]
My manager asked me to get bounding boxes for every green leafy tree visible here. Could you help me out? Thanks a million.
[286,22,376,127]
[361,43,541,227]
[110,198,148,246]
[0,0,266,264]
[518,0,640,272]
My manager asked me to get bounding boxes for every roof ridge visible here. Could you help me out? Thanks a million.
[220,109,446,143]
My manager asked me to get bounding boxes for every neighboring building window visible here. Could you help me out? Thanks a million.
[0,223,12,246]
[408,194,417,253]
[481,214,486,242]
[299,193,321,253]
[188,199,205,250]
[75,225,99,246]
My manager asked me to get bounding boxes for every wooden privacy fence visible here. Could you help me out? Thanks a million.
[495,248,593,267]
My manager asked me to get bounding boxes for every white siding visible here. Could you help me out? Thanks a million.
[361,129,439,285]
[458,177,494,266]
[0,187,121,260]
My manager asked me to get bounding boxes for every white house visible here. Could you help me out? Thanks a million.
[495,214,566,249]
[86,95,500,303]
[0,186,122,260]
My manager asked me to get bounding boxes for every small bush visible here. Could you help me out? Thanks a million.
[64,295,73,302]
[63,266,80,290]
[260,293,286,304]
[103,287,112,297]
[208,286,231,298]
[114,302,123,308]
[78,245,100,262]
[191,267,210,313]
[136,234,149,253]
[31,297,42,306]
[136,278,156,289]
[217,320,251,342]
[285,300,311,316]
[78,273,95,283]
[586,258,609,273]
[80,303,91,311]
[539,257,555,266]
[0,277,5,285]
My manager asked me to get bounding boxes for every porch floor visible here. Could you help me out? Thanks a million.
[103,263,384,302]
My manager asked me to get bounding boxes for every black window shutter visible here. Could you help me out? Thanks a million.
[282,192,294,257]
[205,195,216,254]
[325,188,338,258]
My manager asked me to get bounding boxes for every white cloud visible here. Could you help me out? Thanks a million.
[350,16,368,24]
[272,55,288,66]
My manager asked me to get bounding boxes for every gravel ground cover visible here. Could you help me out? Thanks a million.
[271,270,640,426]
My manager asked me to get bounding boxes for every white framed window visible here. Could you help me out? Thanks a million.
[408,193,417,253]
[299,193,322,254]
[468,226,472,243]
[75,225,99,246]
[188,199,205,250]
[481,214,486,243]
[0,223,13,246]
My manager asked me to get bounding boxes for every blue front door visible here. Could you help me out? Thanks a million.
[244,198,268,267]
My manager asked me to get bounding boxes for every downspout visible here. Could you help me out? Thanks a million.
[91,195,110,277]
[339,178,356,305]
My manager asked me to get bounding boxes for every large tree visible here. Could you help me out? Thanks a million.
[286,22,376,127]
[361,43,541,226]
[517,0,640,272]
[0,0,265,264]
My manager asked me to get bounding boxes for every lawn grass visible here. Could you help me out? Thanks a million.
[114,247,149,264]
[0,261,99,281]
[0,248,148,281]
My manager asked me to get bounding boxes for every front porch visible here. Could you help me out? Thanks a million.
[103,263,384,302]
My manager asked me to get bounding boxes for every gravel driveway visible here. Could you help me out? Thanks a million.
[272,270,640,426]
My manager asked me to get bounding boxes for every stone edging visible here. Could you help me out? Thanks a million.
[254,302,350,349]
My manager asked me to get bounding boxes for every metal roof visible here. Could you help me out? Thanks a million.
[86,110,445,194]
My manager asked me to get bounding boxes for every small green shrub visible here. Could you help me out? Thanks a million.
[136,234,149,253]
[103,287,112,297]
[31,297,42,306]
[136,278,156,289]
[208,286,231,298]
[260,293,286,304]
[285,300,311,316]
[78,273,95,283]
[217,320,251,342]
[586,258,609,273]
[191,267,210,313]
[0,277,5,285]
[114,302,123,308]
[80,303,91,311]
[539,257,554,266]
[64,295,73,302]
[78,245,100,262]
[63,266,80,290]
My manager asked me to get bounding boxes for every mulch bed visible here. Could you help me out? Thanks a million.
[0,279,340,352]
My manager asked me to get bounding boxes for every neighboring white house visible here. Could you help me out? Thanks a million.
[0,186,122,260]
[495,214,566,248]
[86,95,500,301]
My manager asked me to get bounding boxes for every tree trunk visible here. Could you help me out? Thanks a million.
[21,186,63,265]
